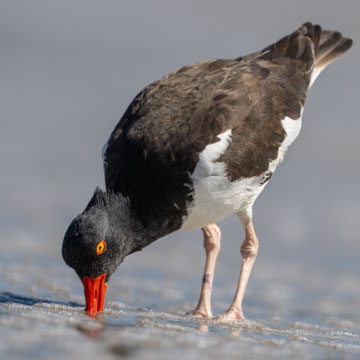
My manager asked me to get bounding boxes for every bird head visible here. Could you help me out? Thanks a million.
[62,188,131,316]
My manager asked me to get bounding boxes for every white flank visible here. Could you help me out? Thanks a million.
[309,66,325,88]
[181,116,302,230]
[194,129,232,178]
[275,115,302,166]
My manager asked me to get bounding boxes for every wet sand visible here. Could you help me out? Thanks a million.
[1,225,359,360]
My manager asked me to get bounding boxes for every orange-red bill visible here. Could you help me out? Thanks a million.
[82,273,107,317]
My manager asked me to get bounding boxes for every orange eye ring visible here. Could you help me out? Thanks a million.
[96,240,106,255]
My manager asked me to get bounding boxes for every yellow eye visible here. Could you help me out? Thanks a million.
[96,240,106,255]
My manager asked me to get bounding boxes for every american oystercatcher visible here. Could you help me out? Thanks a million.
[62,23,352,320]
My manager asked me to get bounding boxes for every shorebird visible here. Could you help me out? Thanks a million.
[62,23,352,320]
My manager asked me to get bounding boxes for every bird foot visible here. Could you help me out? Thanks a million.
[214,307,245,323]
[185,308,212,318]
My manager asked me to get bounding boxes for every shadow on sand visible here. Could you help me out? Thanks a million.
[0,292,82,308]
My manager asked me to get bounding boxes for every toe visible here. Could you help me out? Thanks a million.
[213,308,245,323]
[185,309,212,318]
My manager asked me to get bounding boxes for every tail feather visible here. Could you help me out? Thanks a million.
[299,22,322,56]
[306,24,352,86]
[316,31,353,68]
[246,22,352,88]
[294,22,352,71]
[257,22,352,70]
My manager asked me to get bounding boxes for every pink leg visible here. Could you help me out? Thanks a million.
[216,214,259,321]
[186,223,221,318]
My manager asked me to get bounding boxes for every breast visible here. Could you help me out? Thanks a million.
[181,115,302,230]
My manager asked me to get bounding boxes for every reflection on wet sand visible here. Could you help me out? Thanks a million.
[196,323,208,333]
[76,317,104,338]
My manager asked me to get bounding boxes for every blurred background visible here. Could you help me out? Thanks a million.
[1,0,359,317]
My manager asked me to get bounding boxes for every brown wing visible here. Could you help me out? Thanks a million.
[103,58,240,194]
[104,23,348,191]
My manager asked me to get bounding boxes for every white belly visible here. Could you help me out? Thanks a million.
[181,116,302,230]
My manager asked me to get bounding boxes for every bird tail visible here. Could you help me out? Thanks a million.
[304,23,353,69]
[298,23,352,86]
[256,22,352,74]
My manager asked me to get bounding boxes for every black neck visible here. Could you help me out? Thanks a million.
[103,191,180,256]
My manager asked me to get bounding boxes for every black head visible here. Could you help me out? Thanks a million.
[62,188,133,315]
